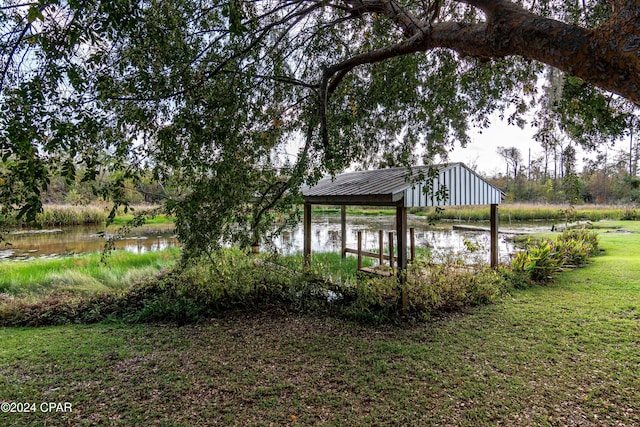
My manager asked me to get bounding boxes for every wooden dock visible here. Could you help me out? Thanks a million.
[452,224,525,235]
[348,228,416,275]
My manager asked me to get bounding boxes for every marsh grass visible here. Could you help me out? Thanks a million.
[415,203,635,222]
[1,204,173,228]
[36,204,109,226]
[313,203,636,222]
[1,204,108,228]
[0,248,179,297]
[4,203,631,230]
[108,213,174,226]
[313,207,397,216]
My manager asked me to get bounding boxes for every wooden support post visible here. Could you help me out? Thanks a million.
[410,227,415,262]
[378,230,384,265]
[388,231,394,269]
[304,203,312,266]
[396,204,408,312]
[396,205,408,272]
[490,203,499,268]
[357,231,363,270]
[341,205,347,258]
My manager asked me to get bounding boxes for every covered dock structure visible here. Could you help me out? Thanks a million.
[301,163,505,273]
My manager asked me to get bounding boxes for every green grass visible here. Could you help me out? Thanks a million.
[1,222,639,425]
[0,250,362,300]
[278,251,375,282]
[0,248,180,297]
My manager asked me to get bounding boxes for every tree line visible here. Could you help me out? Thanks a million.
[36,149,640,207]
[492,143,640,204]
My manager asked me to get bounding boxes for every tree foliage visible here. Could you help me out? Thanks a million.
[1,0,639,256]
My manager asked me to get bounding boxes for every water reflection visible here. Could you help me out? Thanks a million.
[272,214,516,263]
[0,225,179,261]
[1,214,524,262]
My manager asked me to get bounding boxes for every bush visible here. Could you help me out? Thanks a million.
[0,279,169,327]
[511,240,560,283]
[128,249,345,323]
[335,260,510,322]
[557,228,599,258]
[0,248,513,326]
[512,229,599,284]
[407,263,509,313]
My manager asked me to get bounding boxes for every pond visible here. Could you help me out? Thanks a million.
[274,214,532,263]
[0,213,546,263]
[0,225,179,261]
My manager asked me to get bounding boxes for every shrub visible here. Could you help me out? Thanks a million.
[129,249,344,323]
[407,263,509,313]
[0,248,513,326]
[335,260,510,322]
[511,240,560,283]
[512,229,599,284]
[557,228,599,258]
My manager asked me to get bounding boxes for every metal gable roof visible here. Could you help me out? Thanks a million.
[302,166,429,197]
[302,163,504,206]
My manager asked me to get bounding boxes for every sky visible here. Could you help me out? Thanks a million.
[448,112,636,178]
[446,115,621,178]
[448,117,538,177]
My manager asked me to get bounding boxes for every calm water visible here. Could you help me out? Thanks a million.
[0,214,543,262]
[275,214,524,263]
[0,225,179,261]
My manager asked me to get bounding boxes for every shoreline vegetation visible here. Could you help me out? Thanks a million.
[314,202,640,222]
[1,202,637,230]
[1,226,601,327]
[0,199,629,327]
[0,249,180,299]
[1,204,173,229]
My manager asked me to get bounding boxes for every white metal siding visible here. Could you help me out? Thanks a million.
[402,164,503,207]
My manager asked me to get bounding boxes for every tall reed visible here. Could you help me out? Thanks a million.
[37,204,109,226]
[3,204,168,228]
[413,203,634,222]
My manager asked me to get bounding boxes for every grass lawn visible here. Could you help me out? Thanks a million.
[0,222,639,426]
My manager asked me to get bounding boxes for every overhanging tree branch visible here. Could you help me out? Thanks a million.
[319,30,430,147]
[327,0,640,104]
